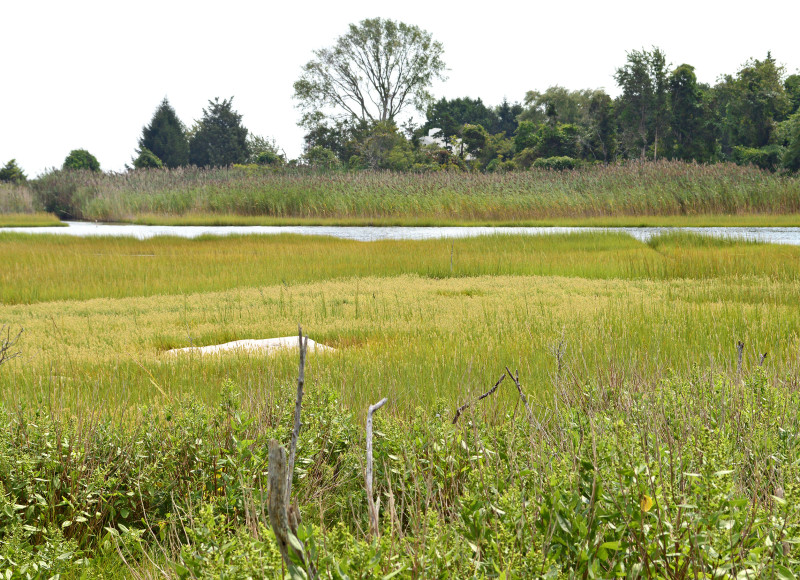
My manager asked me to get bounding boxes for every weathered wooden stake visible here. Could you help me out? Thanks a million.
[287,325,308,505]
[366,397,388,538]
[736,340,744,374]
[759,352,768,367]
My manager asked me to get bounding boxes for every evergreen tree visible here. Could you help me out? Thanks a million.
[0,159,27,183]
[189,98,249,167]
[139,98,189,168]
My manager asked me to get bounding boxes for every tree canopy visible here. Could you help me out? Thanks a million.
[63,149,100,171]
[293,18,446,128]
[188,98,249,167]
[0,159,27,183]
[139,98,189,168]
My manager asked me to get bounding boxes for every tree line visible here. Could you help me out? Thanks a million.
[2,18,799,183]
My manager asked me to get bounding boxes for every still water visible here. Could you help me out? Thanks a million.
[3,221,800,245]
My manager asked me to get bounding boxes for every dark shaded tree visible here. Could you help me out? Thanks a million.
[422,97,499,140]
[614,47,670,160]
[585,91,616,163]
[783,74,800,116]
[139,98,189,168]
[492,99,523,136]
[189,98,249,167]
[667,64,715,161]
[714,53,790,152]
[0,159,27,183]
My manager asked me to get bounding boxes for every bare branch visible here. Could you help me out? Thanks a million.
[0,326,23,367]
[453,374,505,424]
[366,397,388,538]
[286,325,308,505]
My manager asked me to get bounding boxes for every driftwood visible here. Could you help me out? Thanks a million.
[366,397,388,537]
[453,374,505,424]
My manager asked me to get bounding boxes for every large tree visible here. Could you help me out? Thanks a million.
[188,97,249,167]
[139,98,189,168]
[421,97,498,140]
[293,18,446,128]
[0,159,27,183]
[614,47,669,160]
[668,64,714,162]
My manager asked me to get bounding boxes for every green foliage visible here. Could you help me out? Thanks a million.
[513,120,538,153]
[668,64,715,162]
[786,74,800,115]
[532,156,577,170]
[303,145,341,170]
[783,115,800,172]
[715,53,791,151]
[586,91,616,163]
[521,86,594,126]
[460,123,489,158]
[247,134,284,165]
[63,149,100,172]
[614,47,670,160]
[423,97,499,140]
[733,145,785,171]
[139,98,189,168]
[0,159,27,184]
[132,146,164,169]
[189,97,249,167]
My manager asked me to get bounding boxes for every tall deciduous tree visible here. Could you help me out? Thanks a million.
[139,98,189,168]
[668,64,714,161]
[586,90,616,164]
[189,98,249,167]
[293,18,446,128]
[614,47,669,160]
[714,53,790,151]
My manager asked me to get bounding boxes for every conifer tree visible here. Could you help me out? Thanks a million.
[140,98,189,168]
[189,97,249,167]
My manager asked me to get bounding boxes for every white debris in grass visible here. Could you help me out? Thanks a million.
[166,337,336,356]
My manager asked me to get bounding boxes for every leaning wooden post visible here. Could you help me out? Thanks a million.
[366,397,388,538]
[287,325,308,506]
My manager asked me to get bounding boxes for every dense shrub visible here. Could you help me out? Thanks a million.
[63,149,100,172]
[532,156,578,170]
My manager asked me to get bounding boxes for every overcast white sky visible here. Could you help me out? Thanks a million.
[2,0,798,177]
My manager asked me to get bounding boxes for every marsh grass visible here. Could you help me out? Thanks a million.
[27,161,800,223]
[2,232,800,576]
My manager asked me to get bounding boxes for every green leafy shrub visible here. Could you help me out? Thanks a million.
[132,147,164,169]
[63,149,101,172]
[532,156,577,170]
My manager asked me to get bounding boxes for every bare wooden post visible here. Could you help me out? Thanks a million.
[286,325,308,506]
[736,341,744,374]
[759,352,768,367]
[268,440,316,578]
[366,398,388,538]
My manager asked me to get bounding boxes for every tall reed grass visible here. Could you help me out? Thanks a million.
[28,161,800,222]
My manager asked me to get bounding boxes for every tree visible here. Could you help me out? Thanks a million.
[247,135,284,165]
[132,147,164,169]
[786,74,800,116]
[586,91,616,163]
[139,98,189,168]
[422,97,499,140]
[614,47,669,160]
[293,18,446,128]
[492,99,523,136]
[520,86,594,126]
[0,159,27,183]
[63,149,100,171]
[189,97,249,167]
[714,53,790,151]
[668,64,714,161]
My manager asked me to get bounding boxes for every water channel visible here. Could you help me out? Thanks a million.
[3,221,800,245]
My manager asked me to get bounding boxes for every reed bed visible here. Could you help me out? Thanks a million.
[0,182,36,214]
[29,161,800,223]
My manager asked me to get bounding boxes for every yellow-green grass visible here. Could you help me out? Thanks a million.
[4,231,800,305]
[0,212,63,227]
[127,212,800,228]
[1,232,799,418]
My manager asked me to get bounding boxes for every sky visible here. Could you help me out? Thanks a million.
[2,0,799,177]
